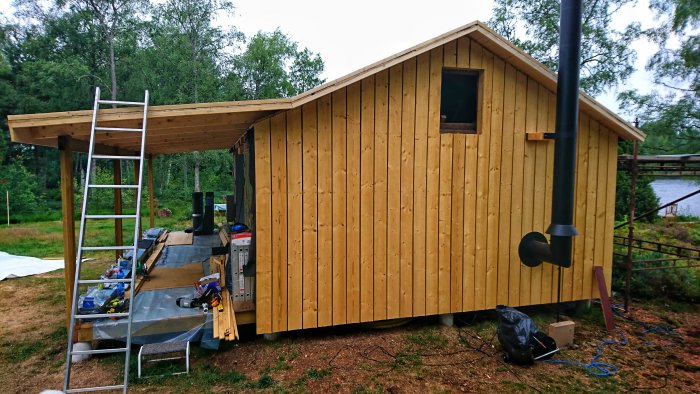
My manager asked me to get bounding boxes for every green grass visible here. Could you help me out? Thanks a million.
[406,327,449,349]
[0,326,67,365]
[0,215,189,258]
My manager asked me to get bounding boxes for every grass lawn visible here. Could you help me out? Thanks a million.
[0,215,192,258]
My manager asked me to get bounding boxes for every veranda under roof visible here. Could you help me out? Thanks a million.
[7,22,643,156]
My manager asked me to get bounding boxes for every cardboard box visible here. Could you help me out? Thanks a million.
[548,320,575,348]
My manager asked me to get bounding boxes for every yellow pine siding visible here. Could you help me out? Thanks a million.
[254,37,622,333]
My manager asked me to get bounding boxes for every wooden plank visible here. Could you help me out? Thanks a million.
[270,112,288,332]
[165,231,193,246]
[332,88,348,325]
[317,95,333,327]
[592,120,609,298]
[142,242,164,274]
[412,53,430,317]
[463,38,478,311]
[448,38,467,313]
[474,43,492,311]
[360,76,375,322]
[603,131,618,296]
[59,136,76,328]
[400,58,416,317]
[497,63,516,306]
[583,119,600,299]
[254,120,273,333]
[542,91,556,304]
[346,81,361,324]
[519,77,538,306]
[438,44,455,315]
[572,114,590,300]
[508,71,527,306]
[438,133,454,314]
[302,103,319,329]
[450,133,465,313]
[373,70,389,321]
[594,266,616,330]
[425,47,442,315]
[386,63,403,319]
[529,84,549,305]
[485,54,504,309]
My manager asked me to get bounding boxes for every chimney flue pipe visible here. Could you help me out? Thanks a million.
[519,0,582,268]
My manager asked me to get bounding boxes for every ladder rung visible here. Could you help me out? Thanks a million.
[98,99,146,106]
[82,246,133,251]
[94,126,143,133]
[85,214,138,219]
[78,278,131,285]
[92,154,141,161]
[72,347,128,356]
[88,184,138,189]
[75,313,129,319]
[66,385,125,393]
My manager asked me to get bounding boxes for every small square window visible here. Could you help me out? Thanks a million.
[440,68,480,133]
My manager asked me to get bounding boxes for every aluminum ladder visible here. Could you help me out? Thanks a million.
[63,87,149,393]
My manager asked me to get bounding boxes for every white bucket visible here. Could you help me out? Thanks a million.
[71,342,92,363]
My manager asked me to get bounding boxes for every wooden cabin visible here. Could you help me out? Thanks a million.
[7,22,645,335]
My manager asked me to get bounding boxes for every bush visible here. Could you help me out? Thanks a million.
[615,170,660,222]
[612,253,700,302]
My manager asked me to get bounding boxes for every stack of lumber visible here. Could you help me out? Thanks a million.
[211,255,238,340]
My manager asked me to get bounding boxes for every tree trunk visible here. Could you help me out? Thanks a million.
[194,152,201,192]
[183,160,188,190]
[109,30,117,101]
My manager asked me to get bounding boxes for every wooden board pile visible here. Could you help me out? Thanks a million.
[211,255,239,341]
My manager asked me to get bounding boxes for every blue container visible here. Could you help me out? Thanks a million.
[82,296,95,310]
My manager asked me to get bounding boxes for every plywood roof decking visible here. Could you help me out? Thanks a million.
[7,21,644,154]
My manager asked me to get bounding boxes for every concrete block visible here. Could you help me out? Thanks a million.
[439,313,454,327]
[548,320,575,349]
[263,333,280,341]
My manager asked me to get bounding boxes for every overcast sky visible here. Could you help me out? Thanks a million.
[1,0,662,117]
[227,0,659,117]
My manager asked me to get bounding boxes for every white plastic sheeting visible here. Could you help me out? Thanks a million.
[0,251,64,280]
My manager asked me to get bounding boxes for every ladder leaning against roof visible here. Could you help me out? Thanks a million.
[63,87,149,393]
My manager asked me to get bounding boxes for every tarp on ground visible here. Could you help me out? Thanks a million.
[0,251,64,280]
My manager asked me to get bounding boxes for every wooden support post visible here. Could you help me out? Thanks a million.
[148,155,155,228]
[594,266,615,331]
[134,161,141,239]
[113,159,123,260]
[58,136,76,328]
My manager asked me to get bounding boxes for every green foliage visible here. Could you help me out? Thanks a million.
[0,162,40,215]
[228,29,325,100]
[488,0,641,95]
[614,170,660,222]
[618,0,700,155]
[612,253,700,301]
[0,0,326,224]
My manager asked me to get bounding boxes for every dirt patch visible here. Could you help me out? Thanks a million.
[1,264,698,394]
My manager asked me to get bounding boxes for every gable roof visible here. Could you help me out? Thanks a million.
[7,21,644,155]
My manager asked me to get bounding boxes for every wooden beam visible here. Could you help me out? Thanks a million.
[148,155,155,228]
[113,159,123,260]
[134,161,142,238]
[58,136,76,328]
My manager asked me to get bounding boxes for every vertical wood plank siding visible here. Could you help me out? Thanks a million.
[254,38,619,333]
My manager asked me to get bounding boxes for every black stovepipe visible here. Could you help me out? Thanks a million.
[519,0,582,268]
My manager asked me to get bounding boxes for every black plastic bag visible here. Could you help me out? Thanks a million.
[496,305,558,365]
